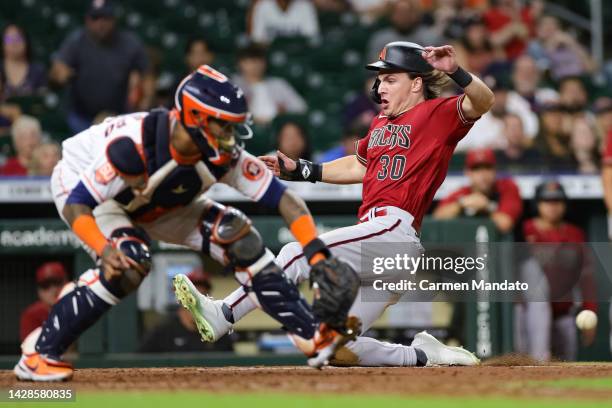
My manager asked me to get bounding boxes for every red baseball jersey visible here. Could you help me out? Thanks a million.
[523,219,597,315]
[603,130,612,165]
[20,301,50,341]
[356,95,476,230]
[437,178,523,223]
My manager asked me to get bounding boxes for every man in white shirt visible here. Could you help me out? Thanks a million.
[250,0,320,44]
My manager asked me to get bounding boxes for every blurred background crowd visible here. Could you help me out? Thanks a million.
[0,0,611,176]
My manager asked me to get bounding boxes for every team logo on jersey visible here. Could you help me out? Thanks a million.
[95,162,117,185]
[242,158,264,181]
[368,124,411,150]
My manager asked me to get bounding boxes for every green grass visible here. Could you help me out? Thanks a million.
[531,376,612,390]
[12,392,612,408]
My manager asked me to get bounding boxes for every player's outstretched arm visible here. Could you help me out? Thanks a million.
[259,151,366,185]
[422,45,494,119]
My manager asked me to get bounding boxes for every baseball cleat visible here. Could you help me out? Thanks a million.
[411,331,480,366]
[173,274,233,342]
[14,353,73,382]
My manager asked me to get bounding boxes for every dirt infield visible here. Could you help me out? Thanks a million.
[2,363,612,400]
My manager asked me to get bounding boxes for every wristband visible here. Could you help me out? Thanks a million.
[448,66,473,88]
[280,158,322,183]
[303,238,331,264]
[71,214,109,256]
[289,214,331,264]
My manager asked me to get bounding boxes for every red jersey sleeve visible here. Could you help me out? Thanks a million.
[19,302,49,341]
[355,127,372,167]
[522,218,537,242]
[430,95,478,145]
[496,179,523,223]
[437,186,471,207]
[603,130,612,166]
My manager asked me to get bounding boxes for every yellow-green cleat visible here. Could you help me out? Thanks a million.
[172,274,233,342]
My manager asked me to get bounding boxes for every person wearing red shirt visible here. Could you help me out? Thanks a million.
[20,262,69,341]
[482,0,534,60]
[597,98,612,241]
[187,42,495,367]
[515,180,597,361]
[433,148,523,234]
[0,115,42,176]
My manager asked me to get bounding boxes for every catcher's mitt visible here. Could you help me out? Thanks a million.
[309,257,360,333]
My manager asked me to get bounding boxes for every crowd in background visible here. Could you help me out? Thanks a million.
[0,0,611,177]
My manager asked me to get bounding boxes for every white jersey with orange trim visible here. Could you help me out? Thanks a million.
[51,110,282,224]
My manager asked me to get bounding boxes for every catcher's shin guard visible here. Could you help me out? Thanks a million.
[35,230,151,358]
[250,262,316,339]
[35,283,111,358]
[200,203,316,339]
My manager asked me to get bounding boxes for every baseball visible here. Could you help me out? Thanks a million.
[575,310,598,330]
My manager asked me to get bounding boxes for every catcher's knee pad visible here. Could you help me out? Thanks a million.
[99,228,152,298]
[200,203,267,269]
[251,262,316,339]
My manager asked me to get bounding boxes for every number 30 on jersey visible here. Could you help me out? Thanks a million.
[377,154,406,180]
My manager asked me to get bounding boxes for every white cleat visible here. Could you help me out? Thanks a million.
[411,331,480,366]
[172,274,233,342]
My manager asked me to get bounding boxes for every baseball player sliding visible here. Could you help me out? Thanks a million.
[177,42,495,367]
[14,65,359,381]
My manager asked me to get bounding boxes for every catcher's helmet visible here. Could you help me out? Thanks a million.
[175,65,252,166]
[366,41,434,104]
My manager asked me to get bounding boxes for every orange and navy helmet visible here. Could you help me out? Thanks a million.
[175,65,252,166]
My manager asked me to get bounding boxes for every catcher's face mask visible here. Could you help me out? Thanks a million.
[190,112,253,166]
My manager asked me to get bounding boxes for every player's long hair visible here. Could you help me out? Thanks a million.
[408,70,449,100]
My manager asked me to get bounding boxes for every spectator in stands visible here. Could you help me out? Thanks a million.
[273,119,311,161]
[341,76,378,131]
[139,269,234,353]
[347,0,391,25]
[457,75,538,151]
[594,97,612,140]
[433,148,523,234]
[249,0,320,45]
[430,0,482,41]
[601,101,612,241]
[534,101,575,172]
[482,0,535,60]
[49,0,149,134]
[516,181,597,361]
[528,15,595,81]
[19,262,68,342]
[168,37,216,103]
[28,141,60,176]
[496,113,542,172]
[558,76,588,114]
[0,115,42,176]
[233,44,307,125]
[316,123,367,163]
[570,117,600,174]
[511,54,558,112]
[0,24,46,100]
[367,0,445,62]
[453,17,502,77]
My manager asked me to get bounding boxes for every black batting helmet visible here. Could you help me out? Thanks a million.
[366,41,434,103]
[535,180,567,202]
